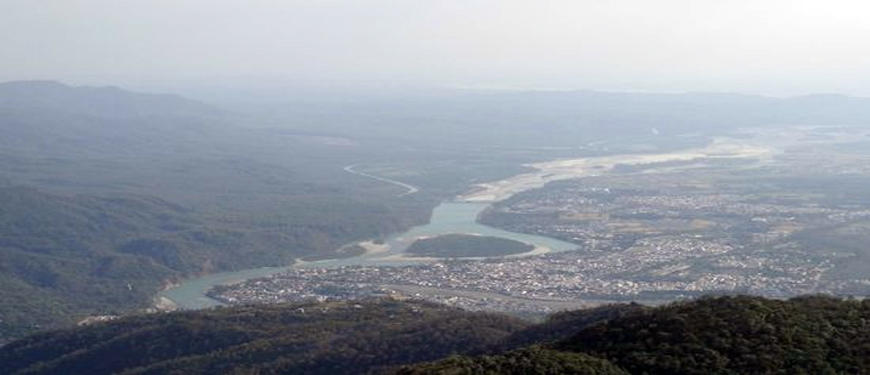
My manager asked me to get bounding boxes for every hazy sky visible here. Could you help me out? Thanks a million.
[3,0,870,95]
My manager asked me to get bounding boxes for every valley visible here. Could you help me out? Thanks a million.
[5,3,870,373]
[5,81,870,347]
[206,126,870,316]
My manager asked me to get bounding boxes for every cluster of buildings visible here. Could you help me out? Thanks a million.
[487,185,856,249]
[211,233,853,314]
[212,160,870,314]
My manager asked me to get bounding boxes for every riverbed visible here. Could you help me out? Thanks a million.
[158,202,579,309]
[159,135,773,309]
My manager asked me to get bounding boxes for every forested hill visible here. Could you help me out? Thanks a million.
[0,185,291,341]
[404,295,870,374]
[3,296,869,374]
[0,182,422,344]
[0,300,528,375]
[0,81,434,343]
[556,295,870,374]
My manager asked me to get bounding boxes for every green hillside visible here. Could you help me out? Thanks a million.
[396,346,628,375]
[0,185,424,343]
[3,296,870,374]
[557,295,870,374]
[0,300,527,375]
[0,82,437,343]
[406,295,870,375]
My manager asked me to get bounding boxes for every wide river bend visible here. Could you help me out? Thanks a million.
[159,202,579,309]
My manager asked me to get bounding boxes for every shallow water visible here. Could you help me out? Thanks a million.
[159,201,579,309]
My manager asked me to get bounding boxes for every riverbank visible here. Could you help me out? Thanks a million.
[157,201,580,309]
[161,140,771,310]
[459,137,774,203]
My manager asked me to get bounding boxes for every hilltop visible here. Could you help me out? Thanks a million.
[3,295,869,374]
[0,82,434,343]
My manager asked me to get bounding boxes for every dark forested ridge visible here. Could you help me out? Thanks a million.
[492,302,648,352]
[3,296,870,375]
[556,295,870,375]
[0,300,528,375]
[395,346,629,375]
[404,295,870,375]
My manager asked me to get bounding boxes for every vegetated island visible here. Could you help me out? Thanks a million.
[406,234,534,258]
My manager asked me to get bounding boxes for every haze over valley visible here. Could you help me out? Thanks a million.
[3,1,870,373]
[5,80,870,338]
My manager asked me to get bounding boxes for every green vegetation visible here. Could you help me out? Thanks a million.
[0,81,739,342]
[402,295,870,374]
[493,303,648,351]
[395,346,628,375]
[0,184,428,343]
[4,296,870,374]
[0,300,527,375]
[406,234,534,258]
[0,187,183,340]
[7,82,870,370]
[0,82,438,342]
[557,295,870,375]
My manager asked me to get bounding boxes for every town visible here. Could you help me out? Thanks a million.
[211,232,858,315]
[212,141,870,315]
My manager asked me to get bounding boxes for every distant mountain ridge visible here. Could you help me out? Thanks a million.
[0,80,231,163]
[247,86,870,153]
[0,80,220,119]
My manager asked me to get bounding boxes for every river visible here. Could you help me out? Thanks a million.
[160,136,771,309]
[158,202,579,309]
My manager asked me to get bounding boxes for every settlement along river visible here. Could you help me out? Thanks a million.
[159,202,579,309]
[160,137,770,309]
